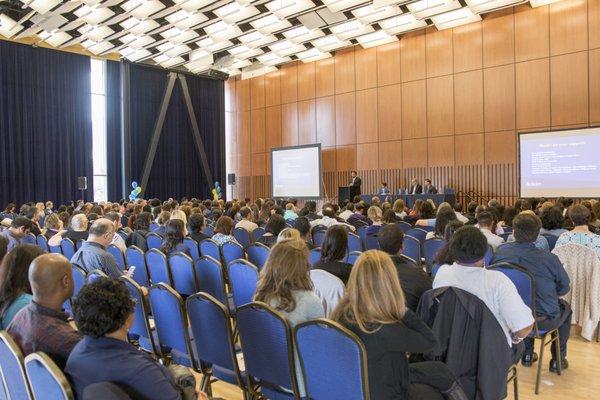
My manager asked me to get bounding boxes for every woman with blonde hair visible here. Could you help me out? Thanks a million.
[393,199,407,219]
[332,250,465,400]
[254,238,324,397]
[170,209,188,236]
[365,206,383,236]
[277,227,300,243]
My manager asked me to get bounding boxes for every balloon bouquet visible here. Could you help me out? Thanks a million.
[129,181,143,201]
[211,182,222,200]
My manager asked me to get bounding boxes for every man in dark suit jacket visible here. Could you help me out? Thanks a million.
[349,170,362,199]
[409,178,423,195]
[423,178,438,194]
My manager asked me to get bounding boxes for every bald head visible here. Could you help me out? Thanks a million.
[88,218,116,247]
[29,253,72,300]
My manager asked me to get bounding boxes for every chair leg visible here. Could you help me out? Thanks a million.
[553,331,562,376]
[512,366,519,400]
[535,336,545,395]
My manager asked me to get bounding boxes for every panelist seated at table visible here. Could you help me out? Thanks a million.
[408,178,423,195]
[379,182,391,195]
[423,178,439,194]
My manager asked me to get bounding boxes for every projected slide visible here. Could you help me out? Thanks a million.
[519,128,600,197]
[271,144,322,199]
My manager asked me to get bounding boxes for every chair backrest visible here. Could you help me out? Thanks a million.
[309,247,322,266]
[236,303,299,396]
[199,239,221,262]
[406,228,428,243]
[71,265,87,299]
[22,233,37,245]
[347,232,363,252]
[86,269,108,284]
[146,233,163,250]
[60,238,76,260]
[252,226,265,241]
[183,237,200,261]
[0,331,32,400]
[295,320,370,400]
[423,238,445,268]
[420,225,434,232]
[125,246,149,287]
[107,245,126,272]
[364,234,380,250]
[24,352,73,400]
[500,232,511,242]
[169,252,198,296]
[346,251,362,265]
[75,240,84,250]
[402,235,421,263]
[227,260,259,309]
[487,263,535,312]
[148,284,196,368]
[541,234,558,251]
[247,243,270,270]
[221,241,244,266]
[202,225,215,237]
[356,226,368,242]
[396,221,412,233]
[145,248,171,286]
[36,235,49,252]
[149,222,159,232]
[82,382,132,400]
[49,244,62,255]
[194,256,227,304]
[312,229,327,247]
[483,245,494,266]
[186,293,244,386]
[233,228,252,249]
[120,276,157,355]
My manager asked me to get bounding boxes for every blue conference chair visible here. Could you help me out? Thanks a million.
[347,232,363,253]
[202,225,215,237]
[406,228,428,244]
[423,238,445,272]
[252,227,265,241]
[107,244,126,272]
[396,221,412,233]
[346,251,362,265]
[75,240,84,250]
[247,243,270,270]
[36,235,49,252]
[309,248,322,266]
[420,225,434,232]
[541,234,558,251]
[295,319,370,400]
[484,245,494,266]
[183,238,200,261]
[356,226,368,245]
[222,241,244,266]
[236,303,300,399]
[22,233,37,246]
[169,253,198,297]
[125,246,149,287]
[71,265,87,299]
[120,275,157,355]
[0,331,32,400]
[186,293,248,397]
[145,249,171,286]
[194,256,228,304]
[149,284,197,369]
[86,269,108,284]
[402,235,421,264]
[49,244,62,255]
[488,262,561,394]
[364,235,380,251]
[60,238,76,260]
[145,233,162,250]
[149,222,159,232]
[199,239,221,262]
[312,228,327,247]
[24,353,73,400]
[500,232,511,242]
[233,228,253,249]
[227,260,259,309]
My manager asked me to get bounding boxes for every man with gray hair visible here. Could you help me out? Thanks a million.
[105,212,127,252]
[70,218,121,278]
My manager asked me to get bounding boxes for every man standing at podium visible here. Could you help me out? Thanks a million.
[349,170,362,199]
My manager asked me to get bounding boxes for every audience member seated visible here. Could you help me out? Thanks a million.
[555,204,600,260]
[392,199,407,220]
[24,205,43,236]
[155,211,171,237]
[235,207,258,233]
[125,212,152,251]
[188,213,209,244]
[1,216,33,251]
[312,226,353,284]
[1,203,17,221]
[346,203,371,228]
[66,278,185,399]
[63,213,89,243]
[505,211,549,250]
[254,238,325,397]
[540,207,568,237]
[294,217,315,250]
[43,213,66,242]
[8,253,81,369]
[277,227,300,243]
[170,210,189,236]
[590,201,600,229]
[476,212,504,250]
[332,250,466,400]
[422,204,458,240]
[0,244,44,328]
[257,214,286,248]
[338,202,354,221]
[365,206,383,236]
[159,219,190,257]
[105,212,127,252]
[382,209,397,224]
[379,182,391,195]
[492,213,571,371]
[378,225,432,311]
[283,203,298,220]
[498,206,518,229]
[71,218,121,278]
[310,206,355,231]
[434,226,534,355]
[211,216,239,246]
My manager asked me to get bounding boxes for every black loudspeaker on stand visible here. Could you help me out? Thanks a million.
[227,173,236,200]
[77,176,87,202]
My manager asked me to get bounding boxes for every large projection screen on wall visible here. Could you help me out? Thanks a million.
[519,127,600,198]
[271,144,322,199]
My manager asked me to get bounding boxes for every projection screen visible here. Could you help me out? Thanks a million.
[271,144,322,199]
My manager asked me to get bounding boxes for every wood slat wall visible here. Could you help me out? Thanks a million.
[225,0,600,206]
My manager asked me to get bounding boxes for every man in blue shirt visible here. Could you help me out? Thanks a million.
[70,218,121,278]
[379,182,390,195]
[0,217,33,251]
[492,212,572,372]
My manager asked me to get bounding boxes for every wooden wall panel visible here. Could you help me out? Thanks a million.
[516,58,551,129]
[281,102,298,146]
[357,143,378,170]
[379,140,402,169]
[356,89,378,143]
[549,0,588,56]
[590,49,600,123]
[336,145,356,171]
[453,22,483,73]
[250,109,265,153]
[377,42,401,86]
[482,8,515,67]
[280,63,298,104]
[428,137,455,167]
[264,70,281,106]
[378,84,402,142]
[315,59,335,97]
[265,106,281,148]
[298,100,316,145]
[455,134,484,165]
[590,0,600,49]
[427,75,454,137]
[252,153,266,176]
[402,138,427,167]
[335,92,356,146]
[335,48,356,94]
[454,70,484,134]
[238,110,250,154]
[250,76,265,109]
[401,32,426,82]
[316,96,336,147]
[484,65,516,132]
[550,51,589,126]
[355,47,378,90]
[322,147,336,171]
[426,28,453,77]
[297,62,316,101]
[402,80,427,139]
[485,131,516,164]
[514,5,550,62]
[236,78,250,111]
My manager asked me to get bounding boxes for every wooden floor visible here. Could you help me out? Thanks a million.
[207,332,600,400]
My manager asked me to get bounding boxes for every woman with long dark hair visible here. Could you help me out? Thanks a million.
[159,219,190,256]
[312,225,352,284]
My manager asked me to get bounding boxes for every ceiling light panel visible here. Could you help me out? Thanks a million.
[466,0,524,13]
[239,31,278,48]
[266,0,315,18]
[256,53,293,66]
[379,13,428,35]
[312,35,352,52]
[39,30,72,47]
[204,21,243,40]
[174,0,215,12]
[282,26,325,44]
[156,43,191,57]
[78,25,115,41]
[296,48,332,62]
[0,14,22,38]
[82,39,114,55]
[74,6,115,25]
[250,14,293,34]
[165,10,208,30]
[227,45,264,59]
[431,7,482,30]
[330,20,374,40]
[120,18,160,35]
[529,0,562,6]
[352,5,402,24]
[197,37,233,52]
[214,3,260,24]
[356,30,397,48]
[322,0,369,13]
[121,0,166,19]
[21,0,62,14]
[160,27,199,44]
[231,59,252,69]
[120,47,152,61]
[407,0,462,19]
[269,40,307,57]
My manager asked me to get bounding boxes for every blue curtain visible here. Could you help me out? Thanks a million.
[106,60,123,201]
[0,40,93,206]
[128,63,225,200]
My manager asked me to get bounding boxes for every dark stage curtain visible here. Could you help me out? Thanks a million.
[128,63,224,200]
[0,40,93,207]
[106,60,123,201]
